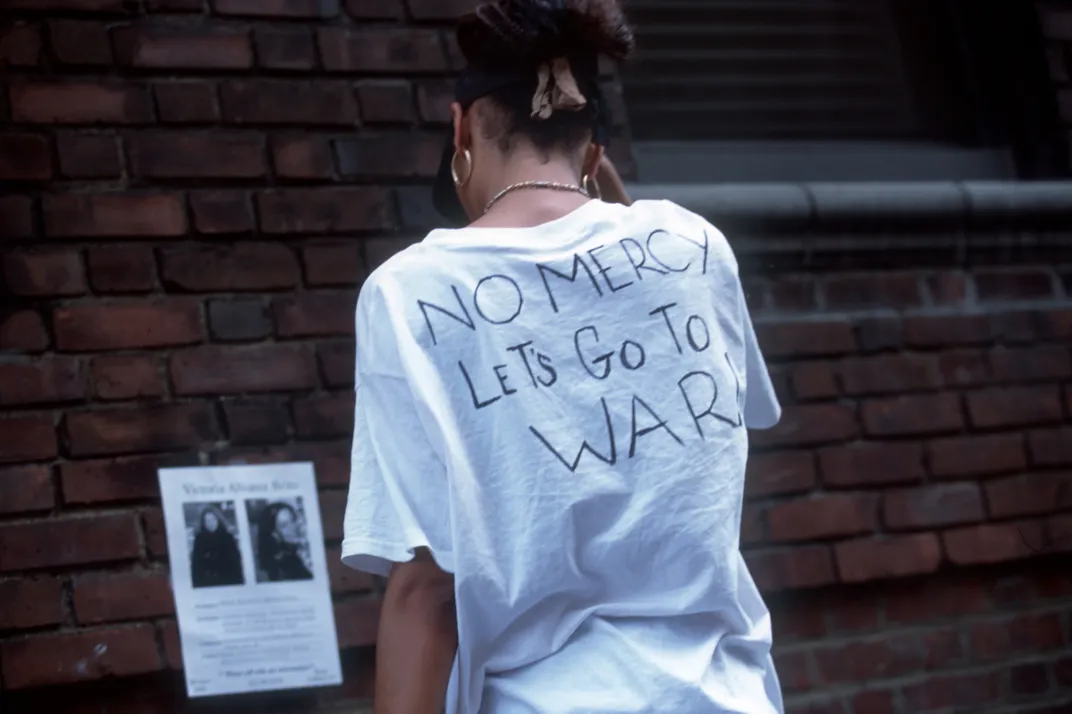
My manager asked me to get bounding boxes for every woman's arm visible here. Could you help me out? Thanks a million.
[596,154,632,206]
[374,549,457,714]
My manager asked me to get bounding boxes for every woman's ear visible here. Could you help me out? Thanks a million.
[583,143,605,181]
[451,101,467,153]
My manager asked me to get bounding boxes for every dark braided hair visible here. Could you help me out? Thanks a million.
[457,0,635,156]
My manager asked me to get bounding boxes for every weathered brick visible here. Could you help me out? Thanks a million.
[750,404,859,448]
[943,521,1046,565]
[154,81,220,123]
[61,455,184,504]
[0,514,140,572]
[754,321,856,359]
[129,131,266,179]
[54,301,202,351]
[360,80,416,124]
[0,310,49,353]
[44,193,187,238]
[745,546,836,592]
[819,442,925,488]
[147,0,204,9]
[10,81,152,124]
[56,132,121,178]
[902,673,1002,712]
[319,488,347,540]
[861,394,963,437]
[293,393,355,439]
[223,400,291,445]
[303,242,364,286]
[86,245,156,293]
[208,299,272,341]
[989,345,1071,382]
[64,404,219,457]
[974,269,1055,302]
[883,483,985,530]
[745,451,816,497]
[789,362,838,401]
[189,190,253,234]
[6,0,130,10]
[50,20,112,65]
[170,344,317,395]
[271,136,334,179]
[0,133,51,180]
[273,293,356,338]
[904,315,992,348]
[345,0,404,19]
[939,349,990,387]
[0,625,161,689]
[221,80,358,125]
[0,465,54,515]
[161,243,299,291]
[0,358,85,407]
[928,433,1027,479]
[839,354,940,396]
[0,416,58,464]
[326,545,378,594]
[926,272,969,305]
[0,23,42,67]
[334,598,382,649]
[0,577,63,630]
[823,273,923,310]
[317,342,355,388]
[854,318,903,353]
[73,572,175,624]
[257,187,394,233]
[767,494,879,543]
[91,354,164,401]
[415,79,454,124]
[114,27,252,69]
[254,26,316,70]
[3,250,86,296]
[1030,428,1072,467]
[835,534,942,583]
[813,634,921,685]
[359,236,416,270]
[0,196,35,239]
[966,387,1064,429]
[143,509,167,556]
[213,0,339,17]
[159,619,182,669]
[318,27,448,72]
[986,472,1072,519]
[335,134,442,178]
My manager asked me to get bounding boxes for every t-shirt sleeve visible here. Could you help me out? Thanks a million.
[740,286,782,430]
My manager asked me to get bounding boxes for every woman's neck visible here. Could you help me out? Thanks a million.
[471,153,589,228]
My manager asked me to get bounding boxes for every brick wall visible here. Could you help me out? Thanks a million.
[1041,2,1072,145]
[1,1,1072,713]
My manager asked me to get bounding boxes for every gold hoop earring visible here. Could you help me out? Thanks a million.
[451,148,473,187]
[582,173,602,200]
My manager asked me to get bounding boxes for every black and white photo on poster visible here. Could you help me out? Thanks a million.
[246,497,314,583]
[183,501,244,589]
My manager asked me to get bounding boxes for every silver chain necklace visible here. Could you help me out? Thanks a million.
[483,181,589,215]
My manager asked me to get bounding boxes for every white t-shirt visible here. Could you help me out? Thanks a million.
[342,199,784,714]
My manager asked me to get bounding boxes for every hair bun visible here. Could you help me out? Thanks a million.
[458,0,634,68]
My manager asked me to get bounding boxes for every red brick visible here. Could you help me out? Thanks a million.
[213,0,339,16]
[920,629,966,670]
[91,355,164,401]
[771,650,809,693]
[49,20,112,65]
[904,315,992,348]
[335,134,442,179]
[855,318,903,353]
[0,625,161,689]
[0,465,54,515]
[819,442,924,488]
[303,243,365,287]
[344,0,404,19]
[750,404,859,448]
[740,504,764,545]
[768,494,878,543]
[221,79,358,125]
[942,521,1046,565]
[54,301,202,351]
[161,243,298,292]
[326,545,378,594]
[927,433,1027,479]
[319,488,347,540]
[74,572,175,624]
[143,508,167,556]
[60,455,178,504]
[148,0,204,9]
[317,342,355,388]
[171,344,317,396]
[86,245,156,293]
[56,132,121,178]
[114,27,252,69]
[6,0,129,9]
[208,299,272,341]
[222,400,290,446]
[0,23,42,67]
[1030,428,1072,466]
[753,321,855,358]
[885,578,990,624]
[334,598,381,649]
[901,673,1001,712]
[414,79,454,125]
[129,131,266,179]
[966,386,1064,429]
[0,310,48,353]
[293,393,355,439]
[0,577,63,630]
[255,26,316,70]
[273,293,356,338]
[2,250,86,296]
[318,27,448,72]
[883,483,984,530]
[839,354,940,396]
[985,472,1072,519]
[257,187,393,234]
[975,269,1055,302]
[744,546,836,592]
[272,135,334,179]
[154,81,220,123]
[990,345,1071,383]
[0,416,57,464]
[189,190,253,234]
[0,358,85,407]
[789,362,838,401]
[0,133,51,180]
[938,349,989,387]
[64,403,220,457]
[10,81,152,124]
[823,273,922,310]
[1041,309,1072,340]
[406,0,476,19]
[745,452,816,497]
[926,272,969,305]
[159,620,182,669]
[364,236,418,269]
[360,80,417,124]
[0,514,140,572]
[861,394,963,437]
[835,534,941,583]
[814,634,921,685]
[1047,513,1072,553]
[43,193,187,238]
[0,195,34,239]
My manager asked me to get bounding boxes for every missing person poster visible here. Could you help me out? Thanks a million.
[157,463,343,698]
